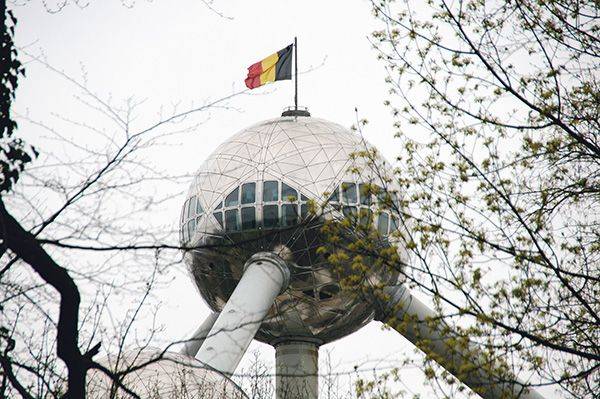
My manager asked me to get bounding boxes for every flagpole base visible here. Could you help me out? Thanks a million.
[282,106,310,117]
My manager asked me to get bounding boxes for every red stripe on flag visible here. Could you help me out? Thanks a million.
[245,75,262,89]
[245,60,264,89]
[247,61,263,77]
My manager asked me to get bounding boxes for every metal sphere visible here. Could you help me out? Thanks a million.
[181,113,403,345]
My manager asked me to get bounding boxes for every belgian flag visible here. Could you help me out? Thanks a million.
[245,44,293,89]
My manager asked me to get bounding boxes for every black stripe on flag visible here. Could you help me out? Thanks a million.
[275,44,293,81]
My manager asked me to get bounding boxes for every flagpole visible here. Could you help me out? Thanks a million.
[294,36,298,111]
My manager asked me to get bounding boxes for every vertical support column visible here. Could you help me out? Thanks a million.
[180,312,219,357]
[196,252,290,375]
[275,340,319,399]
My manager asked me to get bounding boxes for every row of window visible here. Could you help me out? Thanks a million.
[211,204,399,235]
[181,180,311,242]
[181,195,203,224]
[328,182,399,208]
[181,205,399,242]
[212,180,310,235]
[215,180,309,210]
[339,206,400,236]
[180,180,400,242]
[212,203,311,232]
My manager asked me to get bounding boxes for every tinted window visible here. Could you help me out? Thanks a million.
[241,207,256,230]
[301,204,308,219]
[391,192,399,208]
[378,213,389,235]
[225,187,239,207]
[329,187,339,202]
[282,204,298,226]
[359,184,372,205]
[213,211,223,228]
[215,201,222,210]
[391,216,399,232]
[183,199,189,221]
[376,186,389,205]
[225,209,239,231]
[241,183,256,204]
[187,219,196,238]
[343,206,357,218]
[301,193,309,201]
[282,183,298,202]
[188,197,197,218]
[263,205,279,227]
[342,183,357,204]
[359,208,373,226]
[196,199,203,214]
[263,181,278,202]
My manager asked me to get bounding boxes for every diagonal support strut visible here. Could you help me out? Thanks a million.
[374,285,544,399]
[195,252,290,375]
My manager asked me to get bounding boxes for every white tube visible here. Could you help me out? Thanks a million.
[180,312,220,357]
[196,252,290,375]
[374,286,544,399]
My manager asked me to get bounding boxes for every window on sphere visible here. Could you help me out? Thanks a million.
[282,204,298,226]
[342,182,357,204]
[225,187,239,207]
[343,206,357,218]
[263,205,279,227]
[213,211,223,228]
[263,181,279,202]
[188,196,197,218]
[301,204,308,219]
[225,209,239,231]
[359,183,372,205]
[282,183,298,202]
[328,187,339,203]
[241,207,256,230]
[378,213,389,235]
[241,183,256,204]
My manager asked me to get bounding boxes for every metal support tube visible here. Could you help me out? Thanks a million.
[180,312,219,358]
[275,340,319,399]
[374,286,544,399]
[196,252,290,375]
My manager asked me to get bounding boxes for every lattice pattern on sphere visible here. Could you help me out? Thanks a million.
[192,117,365,214]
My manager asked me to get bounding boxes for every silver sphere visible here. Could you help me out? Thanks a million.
[87,348,246,398]
[181,113,403,345]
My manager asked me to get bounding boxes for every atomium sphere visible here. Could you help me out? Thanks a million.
[180,112,404,345]
[86,348,246,398]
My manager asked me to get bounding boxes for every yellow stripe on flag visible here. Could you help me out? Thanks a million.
[261,52,279,70]
[260,66,276,85]
[259,52,279,85]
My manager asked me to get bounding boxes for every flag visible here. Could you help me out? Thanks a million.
[245,44,293,89]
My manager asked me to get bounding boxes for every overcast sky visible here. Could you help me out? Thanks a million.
[12,1,462,397]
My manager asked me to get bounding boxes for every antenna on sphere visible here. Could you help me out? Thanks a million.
[282,37,310,117]
[294,36,298,112]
